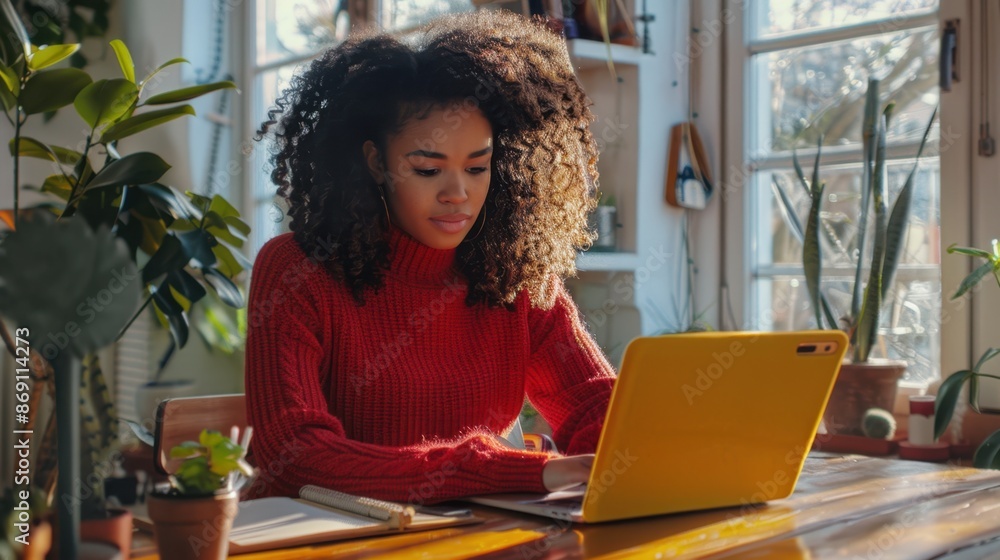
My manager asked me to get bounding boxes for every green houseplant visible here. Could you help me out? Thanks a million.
[772,77,937,436]
[0,1,251,554]
[934,240,1000,469]
[0,213,142,559]
[147,429,253,560]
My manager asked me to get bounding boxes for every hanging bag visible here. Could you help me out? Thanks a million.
[665,121,713,210]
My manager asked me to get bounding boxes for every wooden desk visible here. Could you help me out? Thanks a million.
[131,453,1000,559]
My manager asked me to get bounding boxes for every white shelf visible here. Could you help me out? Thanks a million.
[567,39,643,71]
[576,251,640,272]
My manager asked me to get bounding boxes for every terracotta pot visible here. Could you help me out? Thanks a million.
[81,508,132,558]
[927,378,1000,448]
[823,360,906,436]
[48,508,132,559]
[147,490,238,560]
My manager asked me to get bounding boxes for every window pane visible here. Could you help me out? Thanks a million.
[752,0,937,40]
[257,0,350,65]
[250,65,300,253]
[750,25,938,156]
[746,3,942,385]
[381,0,475,31]
[758,158,940,268]
[755,276,940,385]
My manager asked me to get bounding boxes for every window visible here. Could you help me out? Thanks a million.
[246,0,476,255]
[740,1,941,385]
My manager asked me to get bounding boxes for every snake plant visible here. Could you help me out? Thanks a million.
[772,77,937,363]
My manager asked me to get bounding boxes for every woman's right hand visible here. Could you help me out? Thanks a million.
[542,454,594,492]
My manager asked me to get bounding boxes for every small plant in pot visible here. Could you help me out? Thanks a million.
[147,429,254,560]
[933,240,1000,468]
[771,77,937,437]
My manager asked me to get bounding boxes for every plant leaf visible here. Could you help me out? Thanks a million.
[853,78,881,323]
[974,348,1000,372]
[20,68,91,114]
[953,261,994,299]
[804,182,825,329]
[820,293,839,331]
[881,106,937,301]
[141,57,189,85]
[970,375,981,414]
[0,76,15,110]
[109,39,135,82]
[123,419,154,446]
[208,194,241,218]
[0,62,17,92]
[791,149,811,196]
[84,152,170,191]
[935,369,974,440]
[144,80,237,105]
[854,115,888,363]
[10,136,81,165]
[99,104,195,143]
[27,43,80,70]
[152,280,190,348]
[142,234,189,284]
[167,268,207,305]
[204,268,244,308]
[973,429,1000,470]
[771,178,804,243]
[224,216,251,236]
[40,174,72,201]
[947,244,994,259]
[138,183,202,221]
[810,135,823,199]
[212,244,243,278]
[0,0,31,67]
[178,228,218,268]
[74,78,138,128]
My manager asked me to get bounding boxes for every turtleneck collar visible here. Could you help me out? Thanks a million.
[386,225,458,285]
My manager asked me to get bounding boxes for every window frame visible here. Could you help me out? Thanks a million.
[720,1,968,387]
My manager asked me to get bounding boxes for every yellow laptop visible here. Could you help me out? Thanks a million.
[469,330,848,522]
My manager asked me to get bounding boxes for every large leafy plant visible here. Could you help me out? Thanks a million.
[934,240,1000,469]
[0,0,251,540]
[772,77,936,363]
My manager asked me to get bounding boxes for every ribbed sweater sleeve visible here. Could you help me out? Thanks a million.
[526,277,616,456]
[244,238,551,504]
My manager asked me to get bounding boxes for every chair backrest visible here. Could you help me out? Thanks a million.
[153,393,247,475]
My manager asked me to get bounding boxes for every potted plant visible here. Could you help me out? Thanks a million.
[589,192,618,251]
[934,239,1000,468]
[147,429,253,560]
[0,214,142,560]
[771,77,937,436]
[0,2,250,555]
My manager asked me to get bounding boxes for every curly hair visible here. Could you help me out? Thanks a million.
[256,9,600,309]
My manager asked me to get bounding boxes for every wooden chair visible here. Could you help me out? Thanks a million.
[153,393,247,475]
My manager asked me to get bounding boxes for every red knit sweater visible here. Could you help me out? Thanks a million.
[243,227,616,504]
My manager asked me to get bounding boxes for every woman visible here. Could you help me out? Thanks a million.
[245,8,616,505]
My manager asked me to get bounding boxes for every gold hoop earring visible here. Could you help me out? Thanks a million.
[463,208,486,242]
[378,183,392,226]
